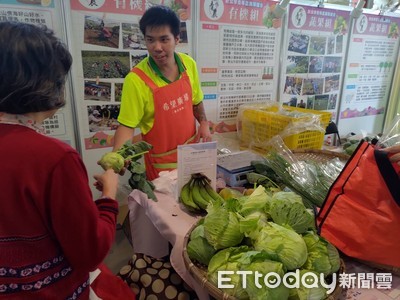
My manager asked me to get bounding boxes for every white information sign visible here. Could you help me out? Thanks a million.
[338,13,400,135]
[177,141,217,195]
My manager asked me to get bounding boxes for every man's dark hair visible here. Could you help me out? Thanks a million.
[139,5,180,37]
[0,22,72,114]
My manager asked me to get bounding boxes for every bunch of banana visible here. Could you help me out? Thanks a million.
[179,173,223,213]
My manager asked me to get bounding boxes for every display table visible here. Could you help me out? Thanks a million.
[128,189,400,300]
[128,189,210,300]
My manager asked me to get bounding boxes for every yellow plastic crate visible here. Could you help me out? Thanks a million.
[240,105,331,151]
[283,131,325,150]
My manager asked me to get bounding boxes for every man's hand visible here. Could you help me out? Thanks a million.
[193,102,212,142]
[196,120,212,142]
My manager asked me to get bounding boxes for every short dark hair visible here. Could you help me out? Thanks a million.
[0,22,72,114]
[139,5,180,37]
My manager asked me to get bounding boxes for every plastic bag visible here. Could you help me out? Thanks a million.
[377,114,400,148]
[264,136,345,208]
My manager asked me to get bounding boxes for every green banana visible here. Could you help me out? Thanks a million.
[191,179,210,210]
[203,181,224,202]
[198,179,217,205]
[179,180,200,212]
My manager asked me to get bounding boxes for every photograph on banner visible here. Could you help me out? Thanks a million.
[282,94,311,109]
[283,76,302,95]
[82,50,130,79]
[302,78,323,95]
[281,92,335,111]
[115,83,123,102]
[87,104,120,132]
[288,32,310,54]
[322,57,342,73]
[328,94,338,110]
[327,36,335,55]
[122,22,146,50]
[84,15,120,48]
[324,75,340,93]
[309,56,323,73]
[179,21,188,44]
[131,51,148,67]
[286,56,309,74]
[84,80,111,101]
[281,3,350,119]
[314,94,330,110]
[309,36,326,55]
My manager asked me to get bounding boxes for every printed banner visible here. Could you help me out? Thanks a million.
[338,13,400,135]
[280,4,351,123]
[197,0,282,133]
[70,0,191,20]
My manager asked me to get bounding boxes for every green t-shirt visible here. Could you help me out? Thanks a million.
[118,52,204,134]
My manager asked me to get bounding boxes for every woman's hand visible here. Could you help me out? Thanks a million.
[93,168,119,199]
[383,144,400,165]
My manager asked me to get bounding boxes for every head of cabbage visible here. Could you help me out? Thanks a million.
[207,246,289,300]
[269,196,315,234]
[301,231,340,277]
[252,222,308,271]
[187,224,216,266]
[98,152,124,173]
[288,269,328,300]
[204,201,244,250]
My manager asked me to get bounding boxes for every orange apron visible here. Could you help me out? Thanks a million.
[131,68,196,180]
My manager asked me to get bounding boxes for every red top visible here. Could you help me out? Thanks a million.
[0,124,119,299]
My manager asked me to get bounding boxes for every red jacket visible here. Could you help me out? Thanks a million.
[0,124,120,299]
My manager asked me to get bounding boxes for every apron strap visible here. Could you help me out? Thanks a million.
[150,133,197,158]
[149,130,196,170]
[131,68,158,91]
[152,162,178,169]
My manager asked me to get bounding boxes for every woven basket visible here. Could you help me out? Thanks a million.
[183,221,345,300]
[291,149,349,162]
[355,259,400,277]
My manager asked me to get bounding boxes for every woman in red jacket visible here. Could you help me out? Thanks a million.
[0,22,134,299]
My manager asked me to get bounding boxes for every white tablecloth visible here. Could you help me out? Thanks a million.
[128,189,209,300]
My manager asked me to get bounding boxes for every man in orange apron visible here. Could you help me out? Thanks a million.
[114,5,211,181]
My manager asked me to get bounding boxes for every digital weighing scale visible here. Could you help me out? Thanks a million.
[217,150,262,187]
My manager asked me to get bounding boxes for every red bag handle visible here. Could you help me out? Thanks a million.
[374,149,400,206]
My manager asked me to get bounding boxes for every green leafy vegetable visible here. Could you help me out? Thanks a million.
[269,197,315,234]
[302,231,340,277]
[187,224,216,266]
[207,246,252,300]
[252,222,308,270]
[113,140,157,201]
[288,269,328,300]
[204,201,244,250]
[98,152,125,173]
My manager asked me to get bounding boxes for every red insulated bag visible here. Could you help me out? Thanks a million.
[317,140,400,267]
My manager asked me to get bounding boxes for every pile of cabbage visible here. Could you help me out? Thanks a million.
[187,186,340,300]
